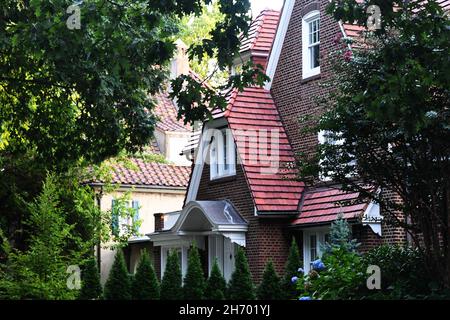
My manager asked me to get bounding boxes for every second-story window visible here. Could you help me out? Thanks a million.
[302,11,320,79]
[210,128,236,180]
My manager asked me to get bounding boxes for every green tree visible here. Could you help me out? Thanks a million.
[0,174,82,299]
[160,250,183,300]
[183,245,206,299]
[131,250,160,300]
[321,214,360,254]
[104,250,131,300]
[79,258,103,300]
[282,238,302,299]
[298,0,450,288]
[257,260,283,300]
[179,0,228,85]
[227,247,255,300]
[205,259,226,300]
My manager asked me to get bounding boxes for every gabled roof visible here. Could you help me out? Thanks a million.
[226,87,304,212]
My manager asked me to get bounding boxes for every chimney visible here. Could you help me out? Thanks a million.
[170,39,190,79]
[154,213,164,232]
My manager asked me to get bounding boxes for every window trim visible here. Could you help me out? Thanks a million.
[209,128,236,181]
[302,10,321,79]
[303,227,330,273]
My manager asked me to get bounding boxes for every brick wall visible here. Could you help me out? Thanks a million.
[271,0,407,247]
[271,0,342,160]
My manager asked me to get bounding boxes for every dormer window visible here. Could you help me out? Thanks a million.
[210,128,236,180]
[302,11,320,79]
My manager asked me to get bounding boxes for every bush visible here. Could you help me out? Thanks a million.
[104,250,131,300]
[257,260,283,300]
[297,248,367,300]
[227,247,255,300]
[363,245,440,299]
[205,259,226,300]
[282,238,302,299]
[183,245,206,300]
[296,215,365,300]
[160,250,183,300]
[79,258,103,300]
[131,250,160,300]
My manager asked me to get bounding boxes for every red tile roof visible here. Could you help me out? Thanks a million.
[240,10,280,59]
[291,185,370,226]
[108,158,191,188]
[153,92,192,132]
[226,87,305,212]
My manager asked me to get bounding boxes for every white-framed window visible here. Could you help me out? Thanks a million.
[210,128,236,180]
[303,227,330,273]
[302,10,320,79]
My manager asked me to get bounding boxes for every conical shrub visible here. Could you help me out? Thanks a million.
[131,250,160,300]
[227,246,255,300]
[160,250,183,300]
[104,250,131,300]
[205,258,226,300]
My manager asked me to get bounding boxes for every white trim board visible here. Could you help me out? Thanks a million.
[264,0,296,90]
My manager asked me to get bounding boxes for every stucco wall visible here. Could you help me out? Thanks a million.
[98,188,185,284]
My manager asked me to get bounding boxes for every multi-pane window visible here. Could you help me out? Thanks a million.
[302,11,321,79]
[308,18,320,69]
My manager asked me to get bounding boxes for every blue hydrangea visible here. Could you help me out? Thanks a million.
[291,276,298,283]
[297,267,304,274]
[299,296,312,301]
[312,259,325,271]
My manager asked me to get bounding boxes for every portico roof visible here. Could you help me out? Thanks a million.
[148,200,248,246]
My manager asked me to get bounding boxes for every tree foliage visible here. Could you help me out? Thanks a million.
[298,0,450,288]
[131,250,160,300]
[183,245,206,299]
[0,174,83,299]
[104,250,131,300]
[227,246,255,300]
[257,260,283,300]
[205,258,226,300]
[160,250,183,300]
[79,257,103,300]
[282,238,302,299]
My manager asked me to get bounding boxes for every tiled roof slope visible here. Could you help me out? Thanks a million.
[240,10,280,57]
[292,185,370,226]
[154,92,192,132]
[108,159,191,188]
[226,87,304,212]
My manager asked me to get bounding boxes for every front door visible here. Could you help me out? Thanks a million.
[303,227,330,273]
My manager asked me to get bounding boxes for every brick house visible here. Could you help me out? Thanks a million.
[149,1,450,283]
